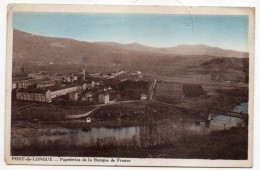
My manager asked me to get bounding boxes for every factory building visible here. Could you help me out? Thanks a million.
[16,84,84,103]
[12,78,56,89]
[16,88,52,103]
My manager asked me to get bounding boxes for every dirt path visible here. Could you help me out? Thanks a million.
[65,106,101,119]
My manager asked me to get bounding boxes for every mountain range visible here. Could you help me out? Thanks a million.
[12,29,249,73]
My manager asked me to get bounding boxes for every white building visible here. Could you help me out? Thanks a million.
[141,94,147,100]
[98,93,110,104]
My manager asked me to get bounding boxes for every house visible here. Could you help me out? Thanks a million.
[141,94,147,100]
[89,73,100,77]
[138,75,144,79]
[28,72,78,82]
[76,80,87,91]
[98,93,110,104]
[72,74,78,81]
[120,78,127,82]
[28,72,49,79]
[15,79,33,89]
[69,91,81,101]
[82,91,94,102]
[97,85,112,94]
[12,82,17,89]
[65,74,78,82]
[104,86,112,92]
[12,78,48,89]
[86,117,91,123]
[49,73,64,81]
[36,80,56,88]
[85,80,95,89]
[12,77,32,89]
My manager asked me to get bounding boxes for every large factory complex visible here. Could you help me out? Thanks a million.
[12,68,120,104]
[12,68,145,104]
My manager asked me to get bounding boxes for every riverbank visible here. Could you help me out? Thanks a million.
[10,82,249,159]
[11,127,248,160]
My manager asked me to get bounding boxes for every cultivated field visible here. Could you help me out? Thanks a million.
[154,83,184,104]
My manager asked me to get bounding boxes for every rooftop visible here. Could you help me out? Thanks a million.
[12,77,34,82]
[17,88,48,94]
[46,84,78,91]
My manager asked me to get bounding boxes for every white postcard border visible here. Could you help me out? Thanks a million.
[5,4,255,167]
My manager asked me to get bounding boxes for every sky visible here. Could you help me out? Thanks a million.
[12,12,249,51]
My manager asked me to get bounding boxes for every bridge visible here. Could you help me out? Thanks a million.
[210,108,248,120]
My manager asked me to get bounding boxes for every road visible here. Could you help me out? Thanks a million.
[66,100,144,119]
[148,79,157,100]
[65,106,101,119]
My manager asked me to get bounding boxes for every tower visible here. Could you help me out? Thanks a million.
[21,65,25,73]
[82,66,86,80]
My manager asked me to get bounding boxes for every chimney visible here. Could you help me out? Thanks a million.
[83,66,86,80]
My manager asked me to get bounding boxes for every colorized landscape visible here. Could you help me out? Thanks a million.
[11,13,249,159]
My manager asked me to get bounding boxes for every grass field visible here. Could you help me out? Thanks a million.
[154,79,248,115]
[12,102,96,121]
[154,83,184,104]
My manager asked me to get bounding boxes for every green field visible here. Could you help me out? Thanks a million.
[154,83,184,104]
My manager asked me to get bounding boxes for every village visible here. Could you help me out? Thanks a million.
[12,67,148,105]
[10,64,249,159]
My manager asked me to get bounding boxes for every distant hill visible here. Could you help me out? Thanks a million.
[165,44,248,58]
[12,29,249,73]
[196,57,249,83]
[97,42,249,58]
[200,57,249,72]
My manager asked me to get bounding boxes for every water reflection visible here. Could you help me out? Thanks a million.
[12,102,248,150]
[232,102,248,114]
[11,117,241,149]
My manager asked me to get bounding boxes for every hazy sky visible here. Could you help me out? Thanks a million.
[12,12,249,51]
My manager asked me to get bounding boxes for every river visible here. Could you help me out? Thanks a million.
[12,102,248,150]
